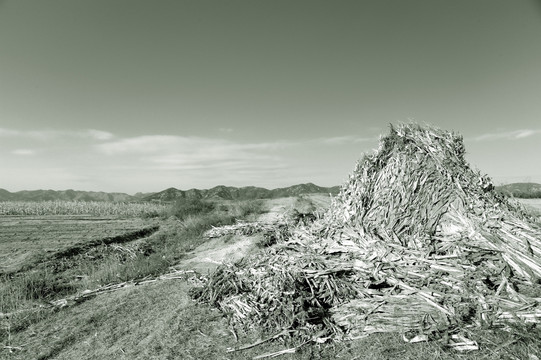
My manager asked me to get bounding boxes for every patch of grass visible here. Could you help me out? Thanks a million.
[81,253,171,286]
[231,199,266,219]
[0,269,77,313]
[165,198,216,220]
[21,269,77,300]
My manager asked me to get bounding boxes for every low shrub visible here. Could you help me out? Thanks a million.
[221,199,266,220]
[166,198,215,220]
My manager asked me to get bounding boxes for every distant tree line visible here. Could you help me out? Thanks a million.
[511,191,541,199]
[498,189,541,199]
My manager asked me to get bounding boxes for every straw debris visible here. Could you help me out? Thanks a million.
[192,123,541,350]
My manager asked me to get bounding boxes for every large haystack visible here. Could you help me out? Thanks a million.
[193,124,541,347]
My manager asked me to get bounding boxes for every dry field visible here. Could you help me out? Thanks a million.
[517,198,541,215]
[1,195,540,359]
[0,216,154,274]
[0,198,271,358]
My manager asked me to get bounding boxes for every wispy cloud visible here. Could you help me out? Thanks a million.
[319,135,374,145]
[96,135,290,155]
[95,134,372,165]
[0,127,114,141]
[85,129,114,140]
[12,149,36,156]
[95,135,291,173]
[0,128,20,137]
[96,135,190,155]
[472,129,541,141]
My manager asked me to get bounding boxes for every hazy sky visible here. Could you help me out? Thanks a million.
[1,0,540,193]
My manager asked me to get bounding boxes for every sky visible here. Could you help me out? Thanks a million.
[1,0,540,194]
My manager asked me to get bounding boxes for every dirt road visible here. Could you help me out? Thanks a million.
[179,197,297,273]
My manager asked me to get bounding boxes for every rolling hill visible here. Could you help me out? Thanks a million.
[0,183,340,202]
[141,183,340,202]
[0,189,137,202]
[496,182,541,198]
[2,182,538,202]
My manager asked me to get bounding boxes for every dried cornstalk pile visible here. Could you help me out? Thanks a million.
[205,222,283,238]
[205,221,291,247]
[193,124,541,348]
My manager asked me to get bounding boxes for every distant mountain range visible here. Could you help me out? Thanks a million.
[2,182,537,202]
[0,189,142,202]
[496,182,541,199]
[143,183,340,202]
[0,183,340,202]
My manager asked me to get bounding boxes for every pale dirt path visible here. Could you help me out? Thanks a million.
[179,198,297,273]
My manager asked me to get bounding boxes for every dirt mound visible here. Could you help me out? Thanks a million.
[193,124,541,348]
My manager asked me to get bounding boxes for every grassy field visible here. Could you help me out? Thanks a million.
[1,196,541,359]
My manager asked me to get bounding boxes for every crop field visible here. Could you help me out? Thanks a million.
[0,200,166,217]
[0,216,154,274]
